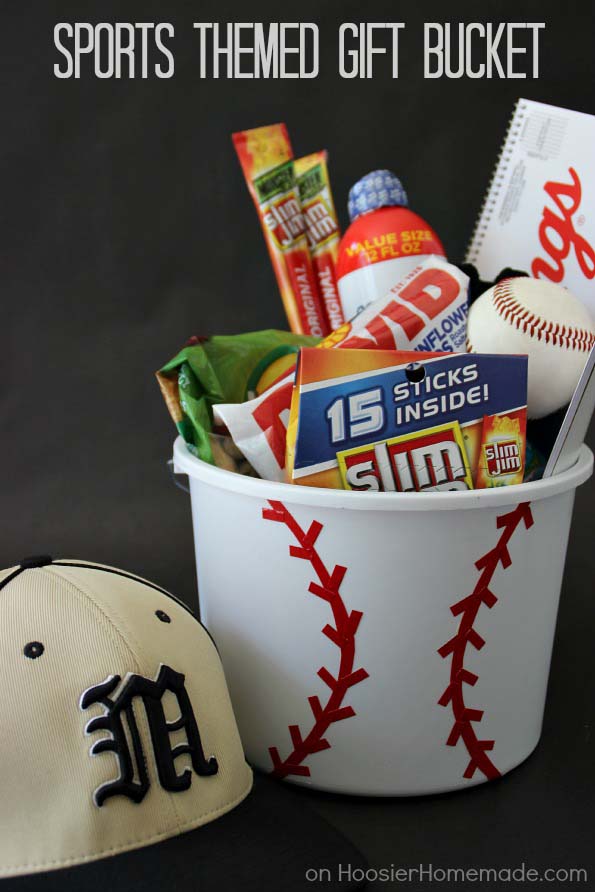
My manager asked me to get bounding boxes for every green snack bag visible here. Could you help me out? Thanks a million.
[156,330,318,464]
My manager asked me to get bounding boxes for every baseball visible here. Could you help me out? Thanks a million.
[467,277,595,418]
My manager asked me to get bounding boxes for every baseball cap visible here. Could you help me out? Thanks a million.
[0,556,367,890]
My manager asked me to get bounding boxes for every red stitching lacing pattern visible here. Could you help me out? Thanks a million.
[437,501,534,780]
[491,280,595,351]
[263,500,369,779]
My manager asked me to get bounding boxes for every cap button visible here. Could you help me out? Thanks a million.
[20,555,53,569]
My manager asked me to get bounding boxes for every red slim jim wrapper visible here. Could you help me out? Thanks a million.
[295,151,344,331]
[214,258,470,482]
[233,124,328,337]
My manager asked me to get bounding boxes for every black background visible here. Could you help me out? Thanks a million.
[3,1,594,889]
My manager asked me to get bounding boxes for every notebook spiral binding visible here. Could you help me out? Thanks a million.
[465,99,528,265]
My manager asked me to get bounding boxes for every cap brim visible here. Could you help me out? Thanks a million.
[3,774,367,891]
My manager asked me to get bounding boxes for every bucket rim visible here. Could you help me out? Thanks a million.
[172,437,593,512]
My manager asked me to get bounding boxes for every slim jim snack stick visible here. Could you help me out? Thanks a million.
[295,151,344,330]
[233,124,328,337]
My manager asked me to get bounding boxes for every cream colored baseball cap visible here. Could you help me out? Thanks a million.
[0,557,366,891]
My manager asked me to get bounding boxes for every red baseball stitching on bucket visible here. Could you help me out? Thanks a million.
[491,280,595,350]
[437,501,534,781]
[263,500,369,779]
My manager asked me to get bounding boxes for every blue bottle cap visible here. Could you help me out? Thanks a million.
[348,170,408,222]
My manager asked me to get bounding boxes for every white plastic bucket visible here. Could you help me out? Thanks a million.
[173,437,593,796]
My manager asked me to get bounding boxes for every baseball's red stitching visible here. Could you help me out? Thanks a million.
[438,501,534,780]
[263,500,369,779]
[492,280,594,350]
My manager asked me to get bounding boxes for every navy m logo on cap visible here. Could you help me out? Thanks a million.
[81,664,219,806]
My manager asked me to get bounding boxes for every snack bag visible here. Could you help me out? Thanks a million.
[214,259,469,481]
[215,369,295,473]
[295,151,344,331]
[233,124,328,337]
[156,330,317,465]
[286,348,528,490]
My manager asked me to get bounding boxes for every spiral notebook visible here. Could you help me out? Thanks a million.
[466,98,595,320]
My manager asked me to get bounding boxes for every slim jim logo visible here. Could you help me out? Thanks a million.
[337,423,474,493]
[302,197,339,249]
[531,167,595,283]
[484,439,522,478]
[263,194,306,249]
